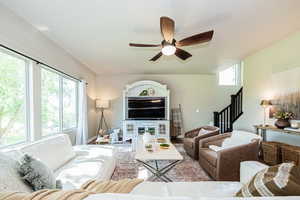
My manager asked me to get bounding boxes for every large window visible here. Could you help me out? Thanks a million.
[219,64,239,86]
[63,78,77,130]
[0,50,29,147]
[41,68,60,135]
[0,47,80,147]
[41,67,78,136]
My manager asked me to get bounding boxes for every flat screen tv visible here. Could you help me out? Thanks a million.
[126,97,166,120]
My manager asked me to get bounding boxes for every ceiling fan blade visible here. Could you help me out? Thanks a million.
[176,30,214,47]
[149,52,163,61]
[129,43,160,47]
[160,16,175,43]
[175,48,192,60]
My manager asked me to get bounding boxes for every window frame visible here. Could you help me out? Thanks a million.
[40,66,79,136]
[0,48,31,147]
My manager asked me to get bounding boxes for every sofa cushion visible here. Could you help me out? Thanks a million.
[55,145,116,190]
[0,153,33,193]
[236,162,300,197]
[85,193,192,200]
[199,149,217,166]
[131,181,243,198]
[19,134,76,171]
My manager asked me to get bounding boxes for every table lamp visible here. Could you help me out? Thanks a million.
[260,100,272,127]
[96,99,110,136]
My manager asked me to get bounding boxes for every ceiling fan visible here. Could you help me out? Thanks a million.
[129,16,214,61]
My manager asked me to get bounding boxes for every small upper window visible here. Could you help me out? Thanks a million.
[219,64,239,86]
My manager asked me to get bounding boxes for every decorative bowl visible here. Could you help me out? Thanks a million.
[160,143,170,149]
[157,138,166,143]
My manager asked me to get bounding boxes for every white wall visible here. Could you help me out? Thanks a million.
[0,5,97,141]
[96,74,239,132]
[236,31,300,146]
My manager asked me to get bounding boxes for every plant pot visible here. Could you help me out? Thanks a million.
[275,119,290,129]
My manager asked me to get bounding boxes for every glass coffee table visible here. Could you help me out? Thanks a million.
[135,139,183,182]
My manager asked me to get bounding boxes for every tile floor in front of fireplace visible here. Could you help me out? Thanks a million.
[111,143,212,182]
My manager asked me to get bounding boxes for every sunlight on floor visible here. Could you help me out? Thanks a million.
[137,167,150,180]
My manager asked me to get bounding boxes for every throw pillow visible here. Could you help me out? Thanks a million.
[0,152,33,192]
[221,137,249,148]
[18,154,62,191]
[208,145,224,152]
[198,128,211,136]
[236,162,300,197]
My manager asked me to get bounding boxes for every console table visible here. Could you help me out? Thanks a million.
[254,125,300,141]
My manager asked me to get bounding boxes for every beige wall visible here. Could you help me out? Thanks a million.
[236,31,300,146]
[96,74,239,132]
[0,5,97,140]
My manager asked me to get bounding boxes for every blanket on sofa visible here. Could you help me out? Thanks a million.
[0,179,143,200]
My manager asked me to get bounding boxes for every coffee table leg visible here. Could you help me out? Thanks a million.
[138,160,169,182]
[136,159,181,182]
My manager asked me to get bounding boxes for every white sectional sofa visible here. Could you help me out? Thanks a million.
[2,134,116,190]
[85,161,298,200]
[1,134,299,199]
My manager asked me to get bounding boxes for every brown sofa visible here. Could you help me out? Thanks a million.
[198,133,260,181]
[183,126,220,160]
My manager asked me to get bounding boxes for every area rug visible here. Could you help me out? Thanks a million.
[111,143,212,182]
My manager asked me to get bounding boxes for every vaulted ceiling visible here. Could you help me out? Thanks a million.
[1,0,300,74]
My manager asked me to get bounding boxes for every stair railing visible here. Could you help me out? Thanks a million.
[214,87,243,133]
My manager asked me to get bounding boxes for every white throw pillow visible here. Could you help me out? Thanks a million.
[222,137,250,148]
[198,128,211,136]
[208,145,224,152]
[0,152,33,192]
[231,130,261,141]
[221,130,260,149]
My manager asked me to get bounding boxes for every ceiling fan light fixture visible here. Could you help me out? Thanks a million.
[162,45,176,56]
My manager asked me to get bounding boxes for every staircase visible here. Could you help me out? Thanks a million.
[213,87,243,133]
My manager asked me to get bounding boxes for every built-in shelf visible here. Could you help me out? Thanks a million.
[123,80,170,145]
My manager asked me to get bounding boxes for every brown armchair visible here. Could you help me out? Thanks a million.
[183,126,220,160]
[198,133,260,181]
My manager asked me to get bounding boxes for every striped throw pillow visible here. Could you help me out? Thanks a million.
[236,162,300,197]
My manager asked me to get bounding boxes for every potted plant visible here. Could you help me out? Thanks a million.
[274,111,294,129]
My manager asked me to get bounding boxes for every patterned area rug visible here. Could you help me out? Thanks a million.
[111,143,212,181]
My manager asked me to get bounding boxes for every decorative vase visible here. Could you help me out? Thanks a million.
[143,131,153,143]
[275,119,290,129]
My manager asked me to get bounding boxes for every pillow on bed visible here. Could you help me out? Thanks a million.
[236,162,300,197]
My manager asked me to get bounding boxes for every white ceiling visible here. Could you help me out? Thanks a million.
[1,0,300,74]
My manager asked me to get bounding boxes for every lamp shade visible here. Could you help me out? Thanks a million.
[260,100,272,107]
[96,99,109,109]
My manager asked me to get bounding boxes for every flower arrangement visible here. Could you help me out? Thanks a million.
[273,111,294,120]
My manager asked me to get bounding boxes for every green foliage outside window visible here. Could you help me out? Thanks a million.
[0,51,27,146]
